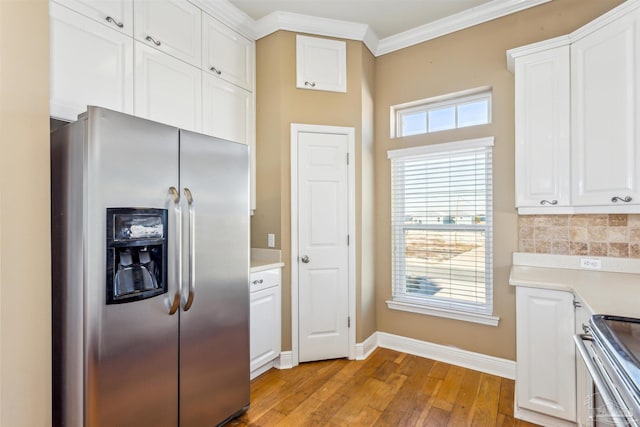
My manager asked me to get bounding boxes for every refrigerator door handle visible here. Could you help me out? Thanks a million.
[167,186,182,315]
[182,187,195,311]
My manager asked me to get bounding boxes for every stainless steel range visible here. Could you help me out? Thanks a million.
[575,315,640,426]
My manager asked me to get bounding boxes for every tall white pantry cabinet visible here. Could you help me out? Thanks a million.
[49,0,257,211]
[508,0,640,215]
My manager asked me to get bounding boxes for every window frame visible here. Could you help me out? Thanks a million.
[391,87,492,138]
[386,137,499,326]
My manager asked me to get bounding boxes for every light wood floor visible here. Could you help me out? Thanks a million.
[230,348,540,427]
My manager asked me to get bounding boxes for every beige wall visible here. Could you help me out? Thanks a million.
[0,0,52,425]
[374,0,625,360]
[252,31,377,349]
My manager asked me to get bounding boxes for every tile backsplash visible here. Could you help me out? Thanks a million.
[518,214,640,258]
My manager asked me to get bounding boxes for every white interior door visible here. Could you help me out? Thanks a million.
[296,130,350,363]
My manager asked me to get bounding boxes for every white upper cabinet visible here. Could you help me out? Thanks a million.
[53,0,133,35]
[134,41,202,133]
[296,35,347,93]
[571,7,640,207]
[134,0,201,67]
[50,2,133,121]
[202,13,254,91]
[511,42,571,211]
[202,73,253,144]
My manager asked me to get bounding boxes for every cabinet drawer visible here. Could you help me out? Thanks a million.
[250,269,280,292]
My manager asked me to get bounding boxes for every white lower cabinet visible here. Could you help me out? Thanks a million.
[134,41,202,133]
[250,269,281,377]
[516,286,577,424]
[50,2,133,121]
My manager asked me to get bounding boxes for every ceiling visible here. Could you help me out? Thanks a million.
[227,0,494,39]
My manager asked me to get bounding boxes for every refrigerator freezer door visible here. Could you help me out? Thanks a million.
[85,107,180,427]
[178,130,250,426]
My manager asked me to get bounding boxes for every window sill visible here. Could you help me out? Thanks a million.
[386,299,500,327]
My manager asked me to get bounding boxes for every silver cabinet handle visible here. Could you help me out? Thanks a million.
[167,187,182,315]
[304,81,316,88]
[252,279,264,285]
[611,196,632,203]
[182,188,195,312]
[105,16,124,28]
[145,35,161,46]
[540,199,558,205]
[209,66,222,75]
[300,255,310,263]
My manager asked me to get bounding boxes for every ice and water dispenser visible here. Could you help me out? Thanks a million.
[106,208,168,304]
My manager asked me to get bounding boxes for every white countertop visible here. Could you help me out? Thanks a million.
[510,253,640,318]
[250,248,284,273]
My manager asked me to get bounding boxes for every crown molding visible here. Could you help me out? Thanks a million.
[505,34,570,72]
[192,0,256,40]
[570,0,640,42]
[377,0,551,56]
[200,0,553,56]
[254,11,379,53]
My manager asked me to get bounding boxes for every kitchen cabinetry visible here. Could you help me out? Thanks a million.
[202,13,254,91]
[50,2,133,121]
[134,42,202,133]
[202,75,252,144]
[515,286,576,424]
[571,7,640,207]
[133,0,201,67]
[296,35,347,93]
[508,0,640,214]
[54,0,133,35]
[49,0,256,212]
[510,41,570,212]
[250,268,281,378]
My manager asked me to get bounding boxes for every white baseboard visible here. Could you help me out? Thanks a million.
[376,332,516,379]
[354,332,378,360]
[250,361,276,380]
[275,351,293,370]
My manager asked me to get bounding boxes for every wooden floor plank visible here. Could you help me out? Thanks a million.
[237,349,540,427]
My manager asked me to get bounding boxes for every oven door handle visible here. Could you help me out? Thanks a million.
[573,334,633,427]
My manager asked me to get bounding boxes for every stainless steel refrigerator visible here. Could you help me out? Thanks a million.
[51,106,250,427]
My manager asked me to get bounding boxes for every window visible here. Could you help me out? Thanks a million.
[392,87,491,138]
[387,137,497,326]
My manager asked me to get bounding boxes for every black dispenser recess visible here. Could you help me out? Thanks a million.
[106,208,168,304]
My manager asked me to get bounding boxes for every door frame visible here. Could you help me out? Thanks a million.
[290,123,356,366]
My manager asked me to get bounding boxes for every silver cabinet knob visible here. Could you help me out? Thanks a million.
[300,255,310,263]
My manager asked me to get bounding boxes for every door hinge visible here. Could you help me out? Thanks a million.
[346,152,349,165]
[348,316,351,328]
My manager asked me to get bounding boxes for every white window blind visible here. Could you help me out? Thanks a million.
[388,138,494,318]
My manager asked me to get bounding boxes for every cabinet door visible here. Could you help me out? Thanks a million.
[134,0,201,67]
[296,35,347,93]
[516,287,576,422]
[134,42,202,133]
[250,284,281,373]
[202,13,254,91]
[202,74,252,144]
[50,2,133,121]
[515,46,570,209]
[572,9,640,206]
[53,0,133,35]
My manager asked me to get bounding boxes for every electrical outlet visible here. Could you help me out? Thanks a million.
[267,233,275,248]
[580,257,602,270]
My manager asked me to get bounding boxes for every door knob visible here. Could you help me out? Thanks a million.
[300,255,310,263]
